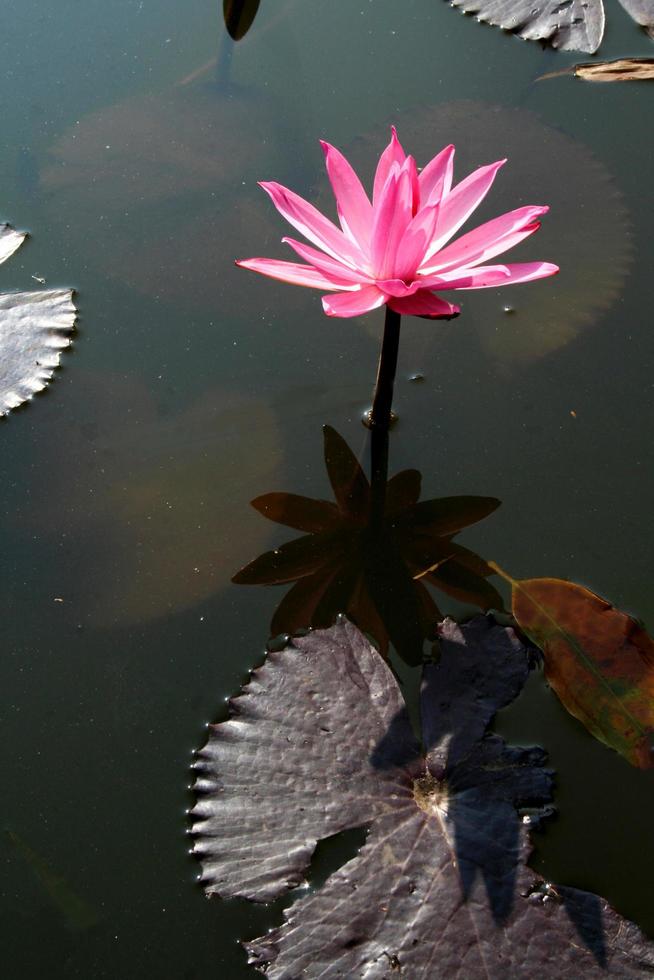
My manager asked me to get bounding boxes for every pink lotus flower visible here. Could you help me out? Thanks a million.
[237,128,558,319]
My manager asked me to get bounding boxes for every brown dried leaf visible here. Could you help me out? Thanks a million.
[540,58,654,82]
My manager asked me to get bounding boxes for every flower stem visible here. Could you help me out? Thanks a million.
[370,306,401,431]
[369,307,401,525]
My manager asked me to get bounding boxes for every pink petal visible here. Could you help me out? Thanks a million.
[375,278,422,298]
[320,141,373,252]
[387,290,460,319]
[260,181,366,270]
[370,167,414,280]
[424,261,559,290]
[423,160,506,263]
[373,127,406,207]
[237,257,356,291]
[321,285,386,318]
[418,144,455,208]
[419,266,513,290]
[393,204,440,281]
[283,237,373,286]
[420,206,549,275]
[404,155,420,216]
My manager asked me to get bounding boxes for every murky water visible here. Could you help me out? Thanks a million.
[2,0,653,975]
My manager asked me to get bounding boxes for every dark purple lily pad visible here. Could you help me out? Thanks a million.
[191,617,654,977]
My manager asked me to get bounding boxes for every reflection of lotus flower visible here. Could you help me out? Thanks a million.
[238,129,558,319]
[233,426,504,664]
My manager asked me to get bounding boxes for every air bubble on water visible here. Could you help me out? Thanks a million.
[362,407,399,429]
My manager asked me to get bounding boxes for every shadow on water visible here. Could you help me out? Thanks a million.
[4,0,654,975]
[367,620,609,964]
[228,419,616,951]
[232,424,504,666]
[227,419,613,960]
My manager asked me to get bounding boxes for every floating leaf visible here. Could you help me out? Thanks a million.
[233,426,502,662]
[345,103,632,366]
[449,0,604,52]
[0,222,26,264]
[540,57,654,82]
[448,0,654,53]
[498,570,654,768]
[223,0,261,40]
[0,224,75,416]
[191,617,654,976]
[618,0,654,38]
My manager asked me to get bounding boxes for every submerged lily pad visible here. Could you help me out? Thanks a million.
[40,83,296,316]
[191,617,654,977]
[6,830,101,934]
[0,224,75,416]
[448,0,654,53]
[17,374,281,626]
[344,102,631,367]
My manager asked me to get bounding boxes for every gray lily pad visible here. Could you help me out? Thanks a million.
[0,224,75,416]
[191,617,654,977]
[618,0,654,37]
[0,223,26,264]
[448,0,654,53]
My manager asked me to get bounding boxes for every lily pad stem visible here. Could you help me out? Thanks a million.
[487,561,517,587]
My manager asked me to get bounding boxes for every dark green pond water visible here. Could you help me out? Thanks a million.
[2,0,654,976]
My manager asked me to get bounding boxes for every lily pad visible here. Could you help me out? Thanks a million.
[39,83,296,316]
[191,617,654,977]
[496,569,654,768]
[344,102,631,367]
[0,224,75,416]
[16,374,281,626]
[616,0,654,38]
[6,830,101,934]
[448,0,654,53]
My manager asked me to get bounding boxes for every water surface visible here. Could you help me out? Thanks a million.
[2,0,654,975]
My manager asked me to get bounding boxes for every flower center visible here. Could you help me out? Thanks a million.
[412,772,450,817]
